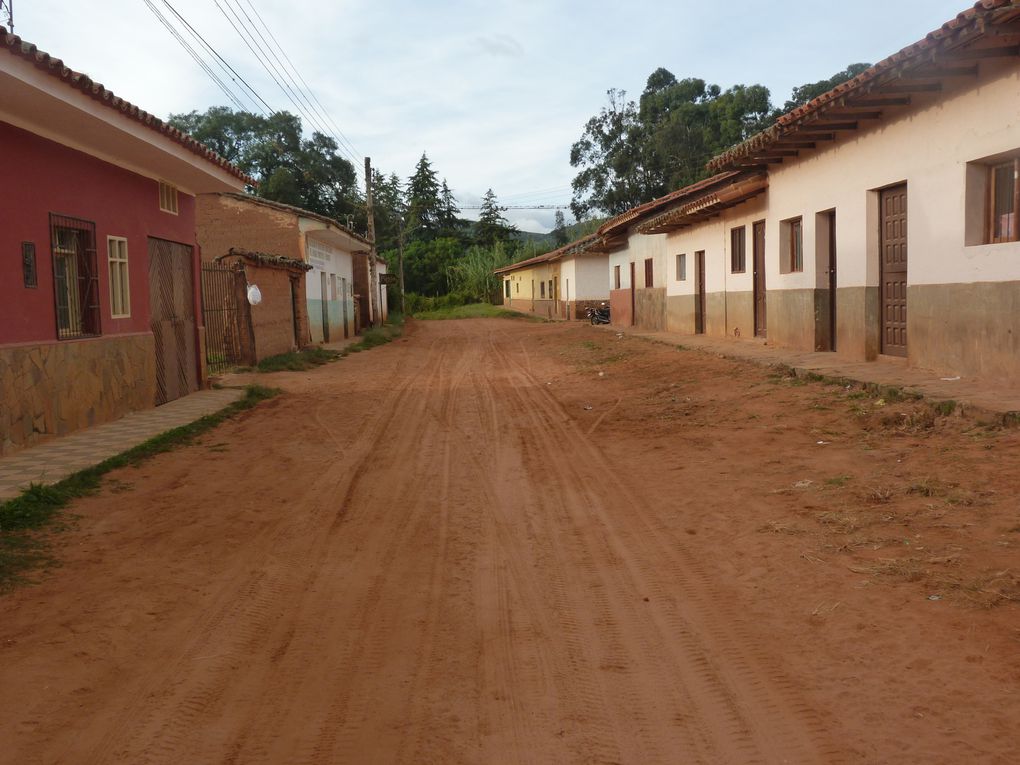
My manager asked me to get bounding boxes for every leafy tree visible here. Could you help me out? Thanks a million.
[371,170,405,252]
[551,210,569,247]
[402,237,463,296]
[168,107,361,223]
[474,189,517,246]
[569,63,870,219]
[406,152,443,240]
[779,63,871,113]
[448,242,513,303]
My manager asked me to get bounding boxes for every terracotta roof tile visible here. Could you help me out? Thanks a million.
[709,0,1020,171]
[1,26,253,185]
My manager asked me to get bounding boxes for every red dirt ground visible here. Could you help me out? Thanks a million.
[1,318,1018,764]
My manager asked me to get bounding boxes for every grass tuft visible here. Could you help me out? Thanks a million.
[257,347,340,372]
[0,384,280,592]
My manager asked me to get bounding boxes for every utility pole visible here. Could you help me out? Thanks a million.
[397,217,406,315]
[364,157,378,326]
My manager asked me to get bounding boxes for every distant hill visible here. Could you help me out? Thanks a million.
[513,218,607,247]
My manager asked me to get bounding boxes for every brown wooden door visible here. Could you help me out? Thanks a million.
[320,271,330,343]
[827,211,837,352]
[753,221,767,337]
[694,250,706,334]
[880,184,908,357]
[148,238,198,405]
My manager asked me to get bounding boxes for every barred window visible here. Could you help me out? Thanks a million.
[51,214,101,339]
[107,236,130,318]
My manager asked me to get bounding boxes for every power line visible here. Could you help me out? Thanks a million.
[143,0,249,112]
[160,0,273,117]
[460,204,570,210]
[239,0,362,164]
[212,0,364,180]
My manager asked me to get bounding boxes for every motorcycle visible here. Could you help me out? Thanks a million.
[586,303,611,325]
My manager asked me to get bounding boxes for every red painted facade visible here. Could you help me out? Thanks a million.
[0,120,202,346]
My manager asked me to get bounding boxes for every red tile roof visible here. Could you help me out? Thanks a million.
[709,0,1020,171]
[493,233,601,275]
[597,171,742,239]
[1,26,253,185]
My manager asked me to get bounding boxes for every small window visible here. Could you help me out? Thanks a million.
[504,280,511,298]
[515,281,519,294]
[731,226,746,273]
[990,159,1018,243]
[676,253,687,281]
[540,281,546,298]
[159,181,179,214]
[107,236,130,318]
[22,242,37,288]
[549,279,554,299]
[784,217,803,272]
[614,264,621,289]
[644,258,654,287]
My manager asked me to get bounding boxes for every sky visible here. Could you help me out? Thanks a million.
[11,0,970,232]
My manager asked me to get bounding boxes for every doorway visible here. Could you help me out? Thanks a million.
[880,184,908,357]
[694,250,706,334]
[752,220,767,338]
[629,261,636,326]
[826,211,837,351]
[320,271,330,343]
[148,238,198,405]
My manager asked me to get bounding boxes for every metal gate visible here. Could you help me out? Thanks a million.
[201,262,252,374]
[148,238,198,405]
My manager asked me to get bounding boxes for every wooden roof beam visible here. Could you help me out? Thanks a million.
[848,97,911,107]
[800,121,858,131]
[819,110,883,120]
[947,44,1020,59]
[774,141,817,149]
[877,82,942,94]
[904,63,979,79]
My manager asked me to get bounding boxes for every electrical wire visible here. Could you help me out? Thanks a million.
[143,0,249,112]
[160,0,274,117]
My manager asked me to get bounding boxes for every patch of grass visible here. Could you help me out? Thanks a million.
[346,315,404,352]
[932,399,958,417]
[824,475,853,488]
[257,347,340,372]
[414,303,537,321]
[907,478,946,498]
[0,384,280,592]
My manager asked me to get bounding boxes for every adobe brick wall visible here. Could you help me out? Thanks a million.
[243,264,300,359]
[197,195,302,263]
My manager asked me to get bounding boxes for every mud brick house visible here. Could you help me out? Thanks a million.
[0,27,248,455]
[571,0,1020,383]
[197,193,372,347]
[496,234,610,320]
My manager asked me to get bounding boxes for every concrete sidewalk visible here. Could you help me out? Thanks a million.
[614,328,1020,419]
[0,389,243,502]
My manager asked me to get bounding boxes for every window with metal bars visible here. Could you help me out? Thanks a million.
[50,214,101,339]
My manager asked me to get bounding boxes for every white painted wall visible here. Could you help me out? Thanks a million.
[607,232,668,290]
[760,63,1020,291]
[663,195,768,297]
[572,254,610,299]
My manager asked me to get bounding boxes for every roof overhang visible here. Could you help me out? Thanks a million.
[302,218,371,253]
[0,52,246,194]
[637,173,769,234]
[709,1,1020,173]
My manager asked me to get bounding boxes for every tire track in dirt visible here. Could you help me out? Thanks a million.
[488,323,837,763]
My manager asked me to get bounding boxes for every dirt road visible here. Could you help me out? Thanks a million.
[2,319,1018,764]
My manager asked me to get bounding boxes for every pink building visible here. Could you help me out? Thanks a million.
[0,27,248,455]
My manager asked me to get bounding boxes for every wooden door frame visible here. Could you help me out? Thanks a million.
[694,250,706,334]
[879,183,908,357]
[752,220,767,338]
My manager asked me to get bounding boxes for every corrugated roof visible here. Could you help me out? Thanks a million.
[709,0,1020,171]
[1,26,253,184]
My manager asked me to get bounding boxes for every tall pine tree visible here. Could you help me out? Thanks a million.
[406,152,443,240]
[475,189,517,247]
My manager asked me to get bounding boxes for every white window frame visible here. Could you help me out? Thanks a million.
[158,181,179,215]
[107,236,131,318]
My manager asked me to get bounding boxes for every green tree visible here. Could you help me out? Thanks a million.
[474,189,517,246]
[406,152,443,240]
[448,242,514,303]
[168,107,361,223]
[779,63,871,113]
[402,237,463,296]
[439,179,460,236]
[551,210,569,247]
